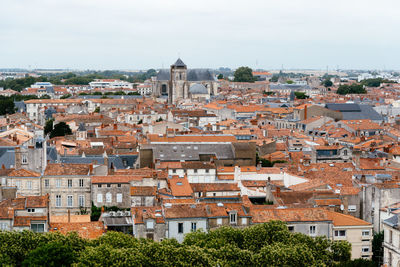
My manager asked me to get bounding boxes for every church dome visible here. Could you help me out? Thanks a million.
[189,83,208,94]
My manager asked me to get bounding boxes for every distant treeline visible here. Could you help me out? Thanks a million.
[0,70,158,91]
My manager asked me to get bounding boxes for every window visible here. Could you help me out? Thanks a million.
[172,169,176,174]
[344,150,348,156]
[56,195,61,207]
[146,220,154,229]
[178,223,184,233]
[217,218,222,225]
[44,179,49,188]
[194,169,198,173]
[98,184,102,188]
[56,179,61,188]
[241,218,247,225]
[389,230,393,244]
[117,193,123,203]
[15,181,21,189]
[348,205,356,212]
[107,184,111,188]
[97,194,103,203]
[362,246,369,253]
[389,252,393,267]
[67,195,73,207]
[117,184,121,188]
[106,192,112,203]
[288,226,294,232]
[31,223,44,233]
[22,154,27,164]
[362,230,370,237]
[191,222,197,232]
[27,208,35,213]
[78,195,85,207]
[79,179,84,187]
[309,225,316,235]
[27,181,32,190]
[205,169,209,173]
[230,212,237,224]
[334,230,346,237]
[68,179,72,188]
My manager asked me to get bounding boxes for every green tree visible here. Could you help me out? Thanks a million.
[331,240,352,263]
[234,67,256,82]
[217,74,224,79]
[94,106,100,113]
[60,93,71,99]
[22,241,77,267]
[372,231,384,266]
[0,98,15,115]
[269,75,279,82]
[337,84,366,95]
[49,122,72,138]
[323,79,333,87]
[294,92,309,99]
[44,119,54,136]
[286,80,294,84]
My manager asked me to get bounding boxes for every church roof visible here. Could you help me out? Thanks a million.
[189,83,208,94]
[156,69,214,81]
[172,58,186,67]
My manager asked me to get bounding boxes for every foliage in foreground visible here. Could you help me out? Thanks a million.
[0,221,367,266]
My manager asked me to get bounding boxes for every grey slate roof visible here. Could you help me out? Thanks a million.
[77,123,86,131]
[156,69,214,81]
[325,103,383,121]
[189,83,208,94]
[147,143,235,162]
[0,147,15,168]
[47,147,58,162]
[325,103,361,112]
[172,58,186,68]
[187,69,214,81]
[383,215,399,227]
[58,155,138,169]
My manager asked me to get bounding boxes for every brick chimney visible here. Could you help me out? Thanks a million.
[304,105,308,120]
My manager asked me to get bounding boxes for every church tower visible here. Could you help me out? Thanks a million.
[169,58,187,103]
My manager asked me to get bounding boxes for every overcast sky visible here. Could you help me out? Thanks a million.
[1,0,399,70]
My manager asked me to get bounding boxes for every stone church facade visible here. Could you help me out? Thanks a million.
[151,58,218,103]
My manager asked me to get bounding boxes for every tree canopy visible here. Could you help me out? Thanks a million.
[323,79,333,87]
[234,66,256,82]
[294,92,309,99]
[0,221,360,266]
[337,84,366,95]
[49,122,72,138]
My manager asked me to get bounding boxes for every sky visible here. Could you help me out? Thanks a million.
[1,0,400,70]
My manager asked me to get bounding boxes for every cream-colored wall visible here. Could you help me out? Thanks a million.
[332,226,373,260]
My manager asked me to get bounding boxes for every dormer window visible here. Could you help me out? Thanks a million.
[229,212,237,224]
[146,220,154,230]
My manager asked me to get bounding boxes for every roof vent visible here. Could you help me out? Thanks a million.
[177,182,183,186]
[217,203,224,207]
[164,203,172,208]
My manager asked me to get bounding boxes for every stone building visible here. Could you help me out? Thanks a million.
[151,58,218,103]
[91,175,132,209]
[42,163,93,216]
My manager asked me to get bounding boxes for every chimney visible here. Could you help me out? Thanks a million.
[14,147,21,170]
[257,161,262,170]
[304,105,308,120]
[89,164,93,174]
[113,124,117,130]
